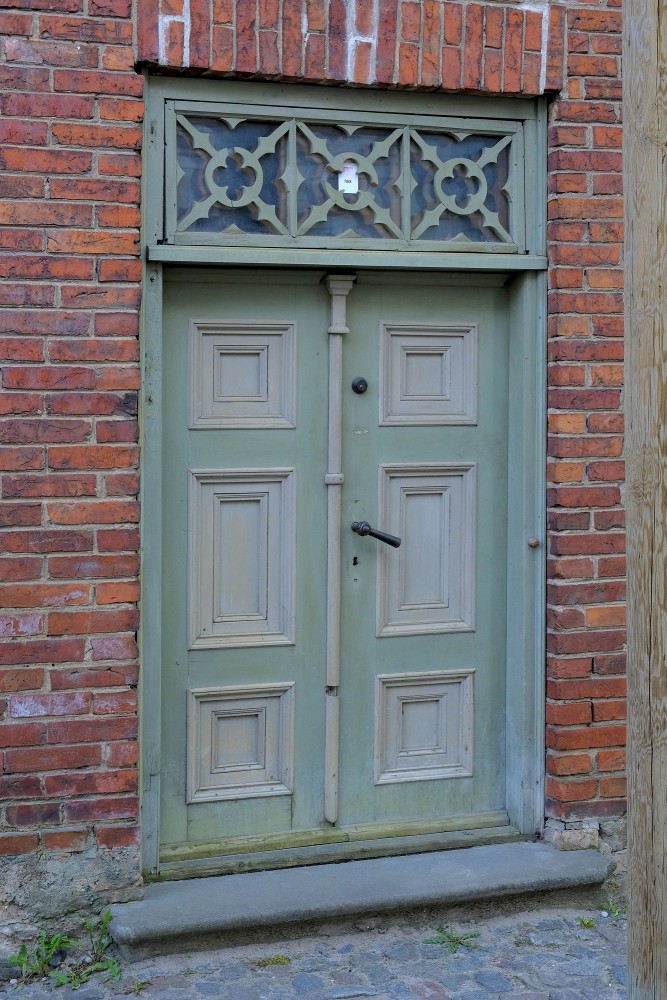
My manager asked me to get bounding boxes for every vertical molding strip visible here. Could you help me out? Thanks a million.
[323,274,356,824]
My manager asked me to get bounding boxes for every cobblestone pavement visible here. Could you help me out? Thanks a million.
[1,905,627,999]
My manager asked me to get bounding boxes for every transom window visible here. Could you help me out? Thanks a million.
[164,100,526,253]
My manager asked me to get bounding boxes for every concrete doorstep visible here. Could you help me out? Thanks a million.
[110,842,613,961]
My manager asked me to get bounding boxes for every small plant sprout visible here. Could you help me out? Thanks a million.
[578,917,597,928]
[51,956,121,990]
[9,931,72,980]
[125,980,151,995]
[256,954,292,967]
[82,908,114,962]
[424,926,481,954]
[600,901,625,919]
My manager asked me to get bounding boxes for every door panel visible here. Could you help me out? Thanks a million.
[159,268,510,863]
[337,276,509,831]
[161,271,329,851]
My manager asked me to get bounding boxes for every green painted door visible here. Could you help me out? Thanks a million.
[159,268,510,868]
[338,274,508,836]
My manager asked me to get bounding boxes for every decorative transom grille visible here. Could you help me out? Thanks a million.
[166,107,523,251]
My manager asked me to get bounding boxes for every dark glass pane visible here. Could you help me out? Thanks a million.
[295,124,403,239]
[176,116,289,235]
[410,131,511,243]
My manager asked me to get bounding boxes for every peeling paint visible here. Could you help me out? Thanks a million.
[521,0,552,95]
[346,0,379,85]
[159,0,192,69]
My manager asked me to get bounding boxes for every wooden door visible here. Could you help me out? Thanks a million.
[337,273,509,835]
[159,268,510,869]
[160,269,331,859]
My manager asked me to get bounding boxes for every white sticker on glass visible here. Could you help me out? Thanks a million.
[338,161,359,194]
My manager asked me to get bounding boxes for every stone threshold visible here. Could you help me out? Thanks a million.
[110,841,613,961]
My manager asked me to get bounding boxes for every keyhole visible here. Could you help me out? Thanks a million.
[353,556,358,566]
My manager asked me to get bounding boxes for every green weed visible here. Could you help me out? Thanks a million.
[80,908,114,962]
[124,980,151,995]
[9,910,121,990]
[9,930,72,979]
[51,956,121,990]
[256,954,292,968]
[601,901,626,918]
[424,926,480,954]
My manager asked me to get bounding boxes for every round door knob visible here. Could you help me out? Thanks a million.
[351,377,368,394]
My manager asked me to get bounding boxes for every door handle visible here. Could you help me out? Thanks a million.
[351,521,401,548]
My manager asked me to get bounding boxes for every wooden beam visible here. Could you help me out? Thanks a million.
[624,0,667,995]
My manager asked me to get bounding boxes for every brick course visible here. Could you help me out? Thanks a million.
[0,0,624,873]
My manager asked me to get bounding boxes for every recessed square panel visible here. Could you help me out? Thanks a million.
[189,469,295,648]
[215,347,268,401]
[377,464,476,637]
[380,324,477,425]
[375,670,474,784]
[212,710,265,771]
[187,684,294,802]
[403,349,450,398]
[190,321,295,428]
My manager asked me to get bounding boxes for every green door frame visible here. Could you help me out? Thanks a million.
[139,76,547,878]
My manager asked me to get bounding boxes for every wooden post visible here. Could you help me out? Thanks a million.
[624,0,667,995]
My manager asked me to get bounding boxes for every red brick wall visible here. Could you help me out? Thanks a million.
[137,0,566,94]
[545,3,625,823]
[0,0,624,865]
[0,2,142,858]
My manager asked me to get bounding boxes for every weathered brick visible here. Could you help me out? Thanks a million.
[0,834,39,856]
[0,637,86,665]
[64,795,138,822]
[0,502,43,527]
[45,769,137,797]
[50,664,137,689]
[95,824,140,848]
[48,608,139,636]
[546,777,597,802]
[47,716,137,744]
[5,744,101,774]
[0,583,89,608]
[0,668,45,693]
[48,445,139,470]
[41,828,88,851]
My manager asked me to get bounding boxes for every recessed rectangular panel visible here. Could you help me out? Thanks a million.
[380,324,477,425]
[400,698,441,753]
[401,490,448,607]
[375,671,473,784]
[188,685,294,802]
[189,469,294,648]
[190,322,295,428]
[377,465,476,637]
[214,495,267,621]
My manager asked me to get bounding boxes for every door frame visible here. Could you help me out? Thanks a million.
[139,77,548,878]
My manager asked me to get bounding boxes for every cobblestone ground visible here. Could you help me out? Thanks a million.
[1,906,627,1000]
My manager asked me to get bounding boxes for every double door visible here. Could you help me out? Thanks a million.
[159,267,510,867]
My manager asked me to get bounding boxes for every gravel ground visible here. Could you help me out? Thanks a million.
[0,904,627,999]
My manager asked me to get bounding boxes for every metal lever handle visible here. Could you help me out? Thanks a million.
[351,521,402,548]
